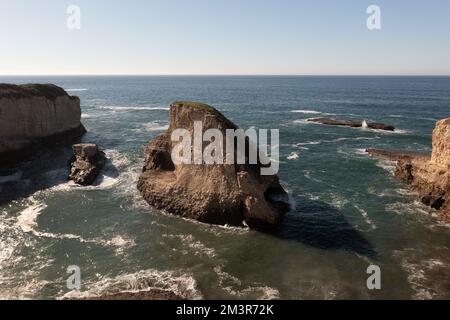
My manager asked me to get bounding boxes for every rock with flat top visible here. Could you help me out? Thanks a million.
[308,118,395,131]
[0,84,86,165]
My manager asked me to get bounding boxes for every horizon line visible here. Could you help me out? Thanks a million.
[1,74,450,77]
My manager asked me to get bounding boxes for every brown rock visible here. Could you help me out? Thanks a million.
[0,84,86,165]
[137,101,290,231]
[367,118,450,220]
[69,143,106,186]
[366,149,430,162]
[308,117,395,131]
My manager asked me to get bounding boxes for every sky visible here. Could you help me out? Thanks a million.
[1,0,449,75]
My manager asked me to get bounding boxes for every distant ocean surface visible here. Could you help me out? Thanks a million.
[1,76,449,299]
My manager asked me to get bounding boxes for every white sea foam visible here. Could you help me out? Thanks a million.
[375,160,396,174]
[81,113,96,119]
[106,236,136,255]
[65,88,89,92]
[214,265,280,300]
[394,249,448,300]
[354,204,377,230]
[294,141,321,146]
[132,121,169,133]
[290,109,322,114]
[163,234,217,258]
[302,170,324,184]
[293,136,378,149]
[354,148,368,155]
[329,193,349,209]
[61,269,203,300]
[16,198,47,233]
[287,152,299,160]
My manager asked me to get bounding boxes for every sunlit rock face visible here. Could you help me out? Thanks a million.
[138,101,290,231]
[368,117,450,220]
[0,84,86,164]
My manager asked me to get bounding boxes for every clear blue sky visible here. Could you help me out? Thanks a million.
[1,0,449,75]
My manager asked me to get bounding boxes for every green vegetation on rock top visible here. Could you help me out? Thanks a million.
[171,101,237,128]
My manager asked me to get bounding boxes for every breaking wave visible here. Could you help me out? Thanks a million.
[65,88,89,92]
[61,269,203,300]
[290,109,322,114]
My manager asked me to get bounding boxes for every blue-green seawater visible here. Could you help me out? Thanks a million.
[0,76,449,299]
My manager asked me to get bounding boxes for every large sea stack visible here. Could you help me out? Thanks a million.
[368,117,450,219]
[0,84,86,165]
[137,102,290,231]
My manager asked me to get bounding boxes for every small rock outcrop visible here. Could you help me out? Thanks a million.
[0,84,86,165]
[69,144,106,186]
[137,101,290,231]
[308,118,395,131]
[367,118,450,219]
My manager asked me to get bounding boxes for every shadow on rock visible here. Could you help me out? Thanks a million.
[274,196,377,259]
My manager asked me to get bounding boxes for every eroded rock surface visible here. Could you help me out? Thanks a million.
[137,101,290,231]
[367,118,450,219]
[69,144,106,186]
[308,118,395,131]
[0,84,86,165]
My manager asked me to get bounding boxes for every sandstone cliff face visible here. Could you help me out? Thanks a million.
[431,118,450,168]
[137,102,290,231]
[368,118,450,220]
[0,84,86,164]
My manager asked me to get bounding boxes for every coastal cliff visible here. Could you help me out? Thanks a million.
[137,101,290,231]
[368,118,450,219]
[0,84,86,164]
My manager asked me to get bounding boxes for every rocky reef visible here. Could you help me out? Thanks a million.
[137,101,290,231]
[308,117,395,131]
[0,84,86,165]
[367,118,450,219]
[69,144,106,186]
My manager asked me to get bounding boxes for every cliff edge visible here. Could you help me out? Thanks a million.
[0,84,86,164]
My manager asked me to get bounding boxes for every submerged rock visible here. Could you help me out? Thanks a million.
[367,118,450,220]
[366,148,430,162]
[308,117,395,131]
[69,144,106,186]
[137,101,290,231]
[0,84,86,165]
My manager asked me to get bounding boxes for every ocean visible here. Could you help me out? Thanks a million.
[0,76,449,299]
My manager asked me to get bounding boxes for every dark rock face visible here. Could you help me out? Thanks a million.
[137,101,290,231]
[69,144,106,186]
[0,83,86,165]
[367,118,450,220]
[308,118,395,131]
